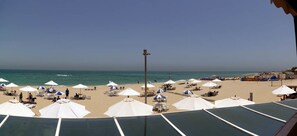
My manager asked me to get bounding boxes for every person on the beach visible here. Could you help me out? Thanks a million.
[74,93,79,98]
[28,93,33,100]
[52,97,57,102]
[65,88,69,98]
[19,92,23,102]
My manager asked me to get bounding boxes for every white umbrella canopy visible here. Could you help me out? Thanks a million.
[107,81,118,87]
[141,84,155,88]
[188,78,196,82]
[190,79,202,84]
[45,80,58,86]
[272,85,296,95]
[104,98,153,117]
[20,86,38,92]
[73,84,88,89]
[73,84,88,94]
[118,88,140,96]
[215,97,255,108]
[164,80,176,84]
[212,78,222,82]
[0,99,35,117]
[202,81,218,87]
[6,83,18,92]
[6,83,18,88]
[173,96,214,110]
[0,78,9,82]
[39,99,90,118]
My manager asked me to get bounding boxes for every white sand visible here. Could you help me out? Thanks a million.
[1,79,296,118]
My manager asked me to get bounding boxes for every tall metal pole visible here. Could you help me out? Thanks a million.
[143,49,150,104]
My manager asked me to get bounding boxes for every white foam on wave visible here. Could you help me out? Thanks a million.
[56,74,71,77]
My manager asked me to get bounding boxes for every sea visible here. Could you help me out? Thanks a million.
[0,69,258,86]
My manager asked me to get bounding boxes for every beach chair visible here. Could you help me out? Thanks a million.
[36,91,44,97]
[162,104,169,112]
[108,91,118,97]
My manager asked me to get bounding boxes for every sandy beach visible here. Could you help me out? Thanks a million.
[1,79,296,118]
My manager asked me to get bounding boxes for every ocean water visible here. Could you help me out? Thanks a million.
[0,70,256,86]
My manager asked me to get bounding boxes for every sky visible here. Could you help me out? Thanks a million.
[0,0,296,71]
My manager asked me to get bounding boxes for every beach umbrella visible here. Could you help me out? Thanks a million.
[107,81,118,87]
[272,85,296,95]
[73,84,88,94]
[202,81,218,91]
[0,78,9,82]
[141,84,155,89]
[212,78,222,82]
[156,88,165,93]
[215,96,255,108]
[164,80,176,85]
[202,81,218,87]
[48,88,57,93]
[153,94,167,101]
[6,83,18,88]
[55,91,65,96]
[38,86,46,90]
[184,90,194,95]
[104,98,153,117]
[173,96,214,110]
[190,79,202,84]
[45,80,58,86]
[20,86,38,92]
[118,88,140,97]
[39,99,90,118]
[188,78,196,82]
[6,83,18,92]
[0,99,35,117]
[110,86,118,90]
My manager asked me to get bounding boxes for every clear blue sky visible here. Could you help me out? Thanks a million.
[0,0,295,71]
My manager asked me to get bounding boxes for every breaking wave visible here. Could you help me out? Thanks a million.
[56,74,71,77]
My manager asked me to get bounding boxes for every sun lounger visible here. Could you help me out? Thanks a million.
[108,91,118,97]
[44,94,55,100]
[201,91,219,97]
[36,92,45,97]
[153,103,169,113]
[192,87,202,91]
[211,85,222,89]
[140,91,155,97]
